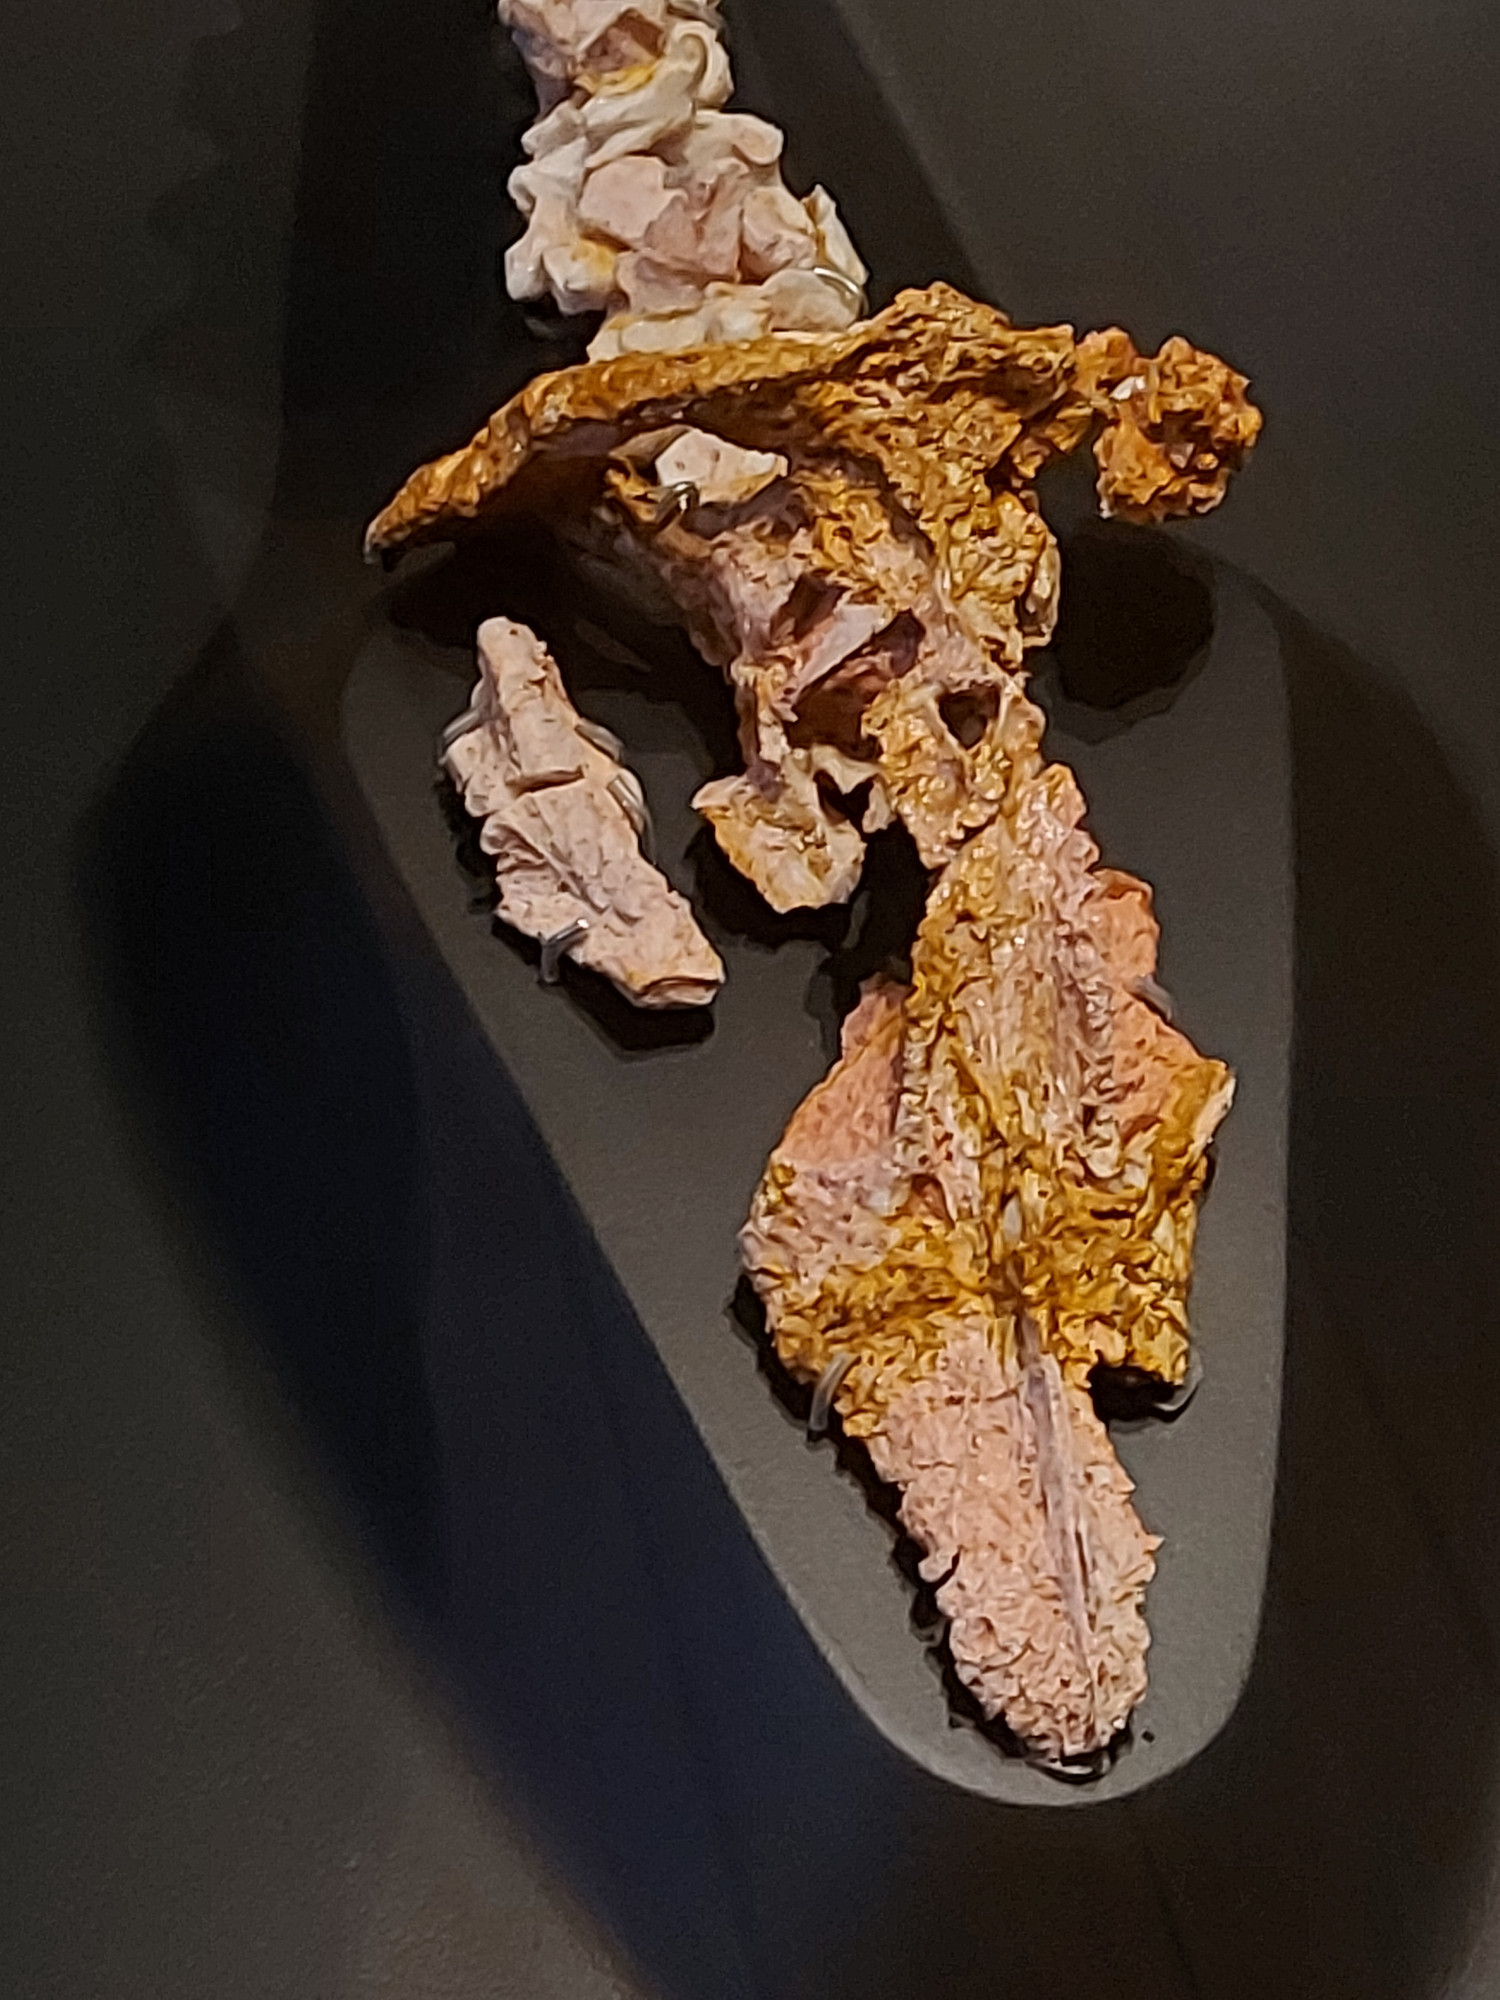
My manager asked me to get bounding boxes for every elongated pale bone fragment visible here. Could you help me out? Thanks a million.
[444,616,724,1005]
[870,1326,1160,1763]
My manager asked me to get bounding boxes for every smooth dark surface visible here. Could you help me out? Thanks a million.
[2,4,646,1998]
[5,0,1500,1993]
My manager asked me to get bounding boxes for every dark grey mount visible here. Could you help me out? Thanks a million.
[341,514,1291,1804]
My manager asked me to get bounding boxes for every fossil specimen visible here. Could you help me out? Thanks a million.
[367,0,1263,1766]
[742,760,1234,1759]
[444,615,724,1004]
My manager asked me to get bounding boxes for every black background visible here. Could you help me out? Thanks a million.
[3,1,1498,1995]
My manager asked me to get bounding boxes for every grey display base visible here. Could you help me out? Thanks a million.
[342,557,1290,1805]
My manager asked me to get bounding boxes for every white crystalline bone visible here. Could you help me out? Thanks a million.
[497,0,867,352]
[650,427,786,506]
[498,1,676,109]
[738,183,819,280]
[673,109,784,176]
[443,616,725,1006]
[505,136,591,299]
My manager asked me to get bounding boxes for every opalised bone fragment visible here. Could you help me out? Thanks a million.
[444,616,725,1005]
[608,448,915,910]
[499,0,680,108]
[497,0,867,353]
[649,426,785,506]
[1075,327,1264,520]
[742,749,1233,1400]
[606,448,1034,907]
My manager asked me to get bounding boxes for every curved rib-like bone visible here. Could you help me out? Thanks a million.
[365,284,1260,655]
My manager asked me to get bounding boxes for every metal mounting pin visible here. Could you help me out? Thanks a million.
[812,265,869,317]
[808,1351,856,1437]
[540,918,589,984]
[642,480,700,532]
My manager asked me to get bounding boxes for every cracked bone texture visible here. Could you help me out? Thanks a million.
[498,0,867,356]
[444,615,724,1005]
[742,744,1234,1432]
[604,438,1046,911]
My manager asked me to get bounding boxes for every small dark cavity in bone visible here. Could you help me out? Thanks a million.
[938,687,1000,749]
[811,770,866,825]
[790,612,923,756]
[775,573,845,646]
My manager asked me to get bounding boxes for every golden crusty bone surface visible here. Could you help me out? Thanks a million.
[367,283,1260,655]
[368,284,1260,922]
